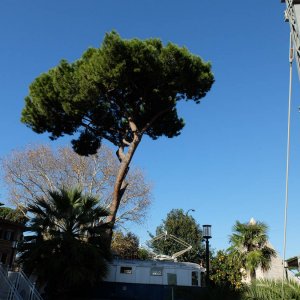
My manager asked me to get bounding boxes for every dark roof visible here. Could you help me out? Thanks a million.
[286,255,300,269]
[0,218,26,230]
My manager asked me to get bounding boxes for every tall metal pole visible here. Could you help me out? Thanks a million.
[282,31,294,300]
[205,238,210,287]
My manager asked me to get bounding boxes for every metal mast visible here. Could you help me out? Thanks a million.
[281,1,300,298]
[282,0,300,76]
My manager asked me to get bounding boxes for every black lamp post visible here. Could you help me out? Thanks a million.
[202,225,212,287]
[186,209,195,216]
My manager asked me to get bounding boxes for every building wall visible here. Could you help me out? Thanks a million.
[0,219,23,267]
[243,249,300,283]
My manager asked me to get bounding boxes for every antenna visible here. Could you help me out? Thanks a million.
[281,1,299,299]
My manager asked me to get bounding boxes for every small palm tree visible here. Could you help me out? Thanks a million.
[18,187,112,299]
[229,219,276,282]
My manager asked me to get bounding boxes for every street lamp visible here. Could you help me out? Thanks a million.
[202,225,212,287]
[185,209,195,216]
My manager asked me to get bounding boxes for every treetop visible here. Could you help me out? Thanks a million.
[22,31,214,156]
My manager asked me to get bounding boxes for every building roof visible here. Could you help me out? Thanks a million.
[286,255,300,270]
[0,218,26,229]
[110,258,205,271]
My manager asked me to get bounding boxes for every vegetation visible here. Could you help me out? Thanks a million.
[111,230,151,259]
[2,144,151,226]
[229,219,276,282]
[21,31,214,241]
[111,230,139,258]
[0,205,27,224]
[149,209,204,263]
[18,188,111,299]
[245,279,300,300]
[210,250,245,290]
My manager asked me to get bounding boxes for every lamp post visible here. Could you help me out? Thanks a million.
[202,225,212,287]
[186,209,195,216]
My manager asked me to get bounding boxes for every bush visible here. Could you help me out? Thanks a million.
[244,279,300,300]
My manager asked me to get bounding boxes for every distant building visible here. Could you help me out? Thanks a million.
[286,254,300,279]
[0,205,26,268]
[243,244,300,283]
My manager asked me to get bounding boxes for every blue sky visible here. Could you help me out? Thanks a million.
[0,0,299,258]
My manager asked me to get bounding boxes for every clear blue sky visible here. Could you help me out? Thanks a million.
[0,0,299,258]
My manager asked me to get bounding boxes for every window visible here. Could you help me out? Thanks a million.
[150,267,163,276]
[0,229,3,239]
[0,253,8,264]
[167,273,177,285]
[120,266,132,274]
[192,271,199,286]
[4,231,12,241]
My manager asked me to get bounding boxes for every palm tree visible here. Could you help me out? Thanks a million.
[18,187,112,299]
[229,218,276,282]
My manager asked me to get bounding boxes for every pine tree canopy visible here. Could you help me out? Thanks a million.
[21,31,214,156]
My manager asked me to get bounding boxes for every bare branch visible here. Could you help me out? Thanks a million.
[1,144,151,226]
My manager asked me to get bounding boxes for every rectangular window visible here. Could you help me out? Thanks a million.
[167,273,177,285]
[192,271,199,286]
[0,253,8,264]
[120,266,132,274]
[4,231,12,241]
[150,267,163,276]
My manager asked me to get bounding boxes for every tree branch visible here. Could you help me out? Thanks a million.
[141,108,171,134]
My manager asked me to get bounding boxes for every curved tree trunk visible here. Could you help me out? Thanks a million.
[105,112,168,246]
[106,130,142,244]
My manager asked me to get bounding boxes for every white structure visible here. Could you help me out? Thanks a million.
[148,231,193,262]
[282,0,300,77]
[105,259,205,287]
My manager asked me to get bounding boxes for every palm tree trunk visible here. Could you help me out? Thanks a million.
[250,269,256,282]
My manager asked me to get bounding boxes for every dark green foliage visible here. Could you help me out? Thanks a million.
[18,188,112,299]
[210,250,244,290]
[111,230,139,258]
[0,206,27,224]
[111,230,152,260]
[22,31,214,156]
[137,247,152,260]
[149,209,204,263]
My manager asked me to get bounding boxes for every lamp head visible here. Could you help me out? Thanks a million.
[202,225,212,239]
